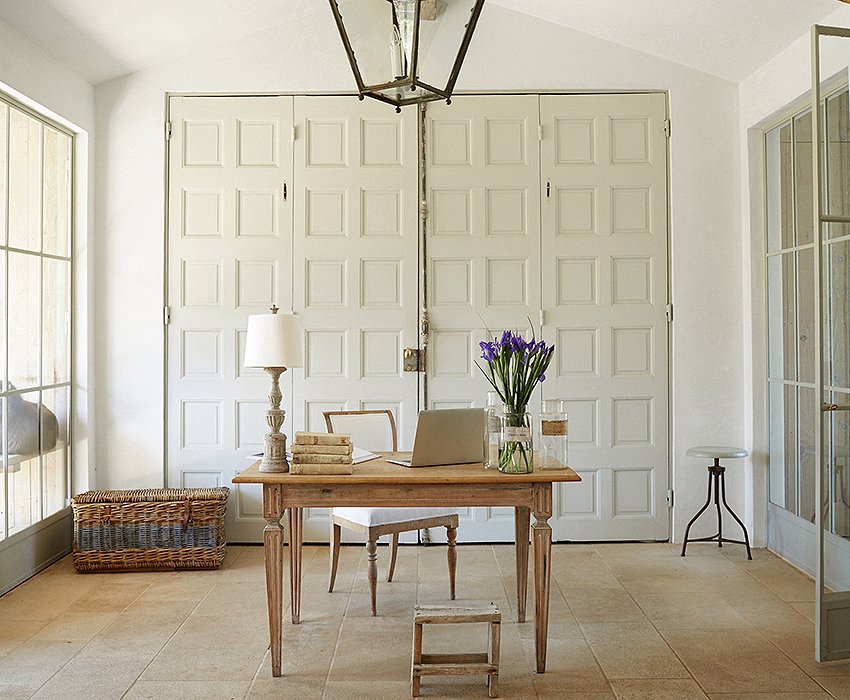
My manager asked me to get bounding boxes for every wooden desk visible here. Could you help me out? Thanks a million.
[233,455,580,676]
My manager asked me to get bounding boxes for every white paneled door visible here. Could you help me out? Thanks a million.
[167,96,294,542]
[166,93,669,544]
[425,95,542,541]
[292,97,421,542]
[541,94,669,541]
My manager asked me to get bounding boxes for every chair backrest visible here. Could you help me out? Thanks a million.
[323,410,397,452]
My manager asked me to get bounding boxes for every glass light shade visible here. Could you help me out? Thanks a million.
[329,0,485,110]
[243,313,303,368]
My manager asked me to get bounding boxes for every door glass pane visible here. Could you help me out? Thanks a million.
[829,390,850,539]
[42,127,71,257]
[765,121,794,253]
[8,253,40,390]
[0,103,7,247]
[41,386,68,518]
[8,108,41,252]
[767,253,797,380]
[785,384,798,513]
[769,381,787,506]
[826,91,850,223]
[7,390,41,535]
[797,247,815,384]
[799,386,816,522]
[795,110,814,247]
[42,258,70,385]
[826,238,850,390]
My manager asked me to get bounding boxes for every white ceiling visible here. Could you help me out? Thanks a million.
[0,0,843,86]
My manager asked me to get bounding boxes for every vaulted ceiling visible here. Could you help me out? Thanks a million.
[0,0,843,86]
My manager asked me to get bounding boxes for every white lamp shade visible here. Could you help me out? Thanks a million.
[243,313,303,368]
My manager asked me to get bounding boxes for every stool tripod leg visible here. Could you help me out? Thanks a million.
[720,470,753,560]
[714,469,723,548]
[681,472,714,557]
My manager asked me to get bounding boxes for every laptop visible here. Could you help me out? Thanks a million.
[386,408,485,467]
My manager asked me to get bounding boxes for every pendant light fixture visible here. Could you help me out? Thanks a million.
[328,0,486,111]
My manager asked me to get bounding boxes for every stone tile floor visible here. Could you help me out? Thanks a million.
[0,542,848,699]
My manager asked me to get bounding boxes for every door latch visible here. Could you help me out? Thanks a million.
[403,348,425,372]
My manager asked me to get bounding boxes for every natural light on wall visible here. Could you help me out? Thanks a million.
[0,94,72,542]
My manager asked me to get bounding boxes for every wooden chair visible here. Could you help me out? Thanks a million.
[323,410,459,616]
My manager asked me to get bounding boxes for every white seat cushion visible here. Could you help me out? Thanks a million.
[332,507,458,527]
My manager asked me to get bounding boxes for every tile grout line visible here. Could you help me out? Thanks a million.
[320,544,363,699]
[589,543,712,699]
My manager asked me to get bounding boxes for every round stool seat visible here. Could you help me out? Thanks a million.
[687,446,748,459]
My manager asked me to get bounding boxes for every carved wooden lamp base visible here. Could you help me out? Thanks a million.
[260,430,289,473]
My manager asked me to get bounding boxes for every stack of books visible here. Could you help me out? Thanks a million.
[290,432,353,475]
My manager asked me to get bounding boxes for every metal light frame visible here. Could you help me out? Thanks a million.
[328,0,486,111]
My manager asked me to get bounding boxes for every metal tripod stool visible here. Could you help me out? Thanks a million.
[680,446,752,560]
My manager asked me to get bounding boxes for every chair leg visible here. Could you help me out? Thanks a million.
[720,470,753,560]
[447,525,457,600]
[681,470,714,557]
[329,522,341,592]
[388,532,399,583]
[366,537,378,616]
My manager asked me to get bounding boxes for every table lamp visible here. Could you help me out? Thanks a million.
[243,306,303,472]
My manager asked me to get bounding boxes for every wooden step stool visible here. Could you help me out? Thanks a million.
[411,604,501,698]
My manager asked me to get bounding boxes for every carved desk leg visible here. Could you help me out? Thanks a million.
[288,507,303,624]
[515,506,530,623]
[532,483,552,673]
[263,484,284,677]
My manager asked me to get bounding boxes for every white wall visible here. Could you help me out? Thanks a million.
[739,6,850,562]
[94,5,744,543]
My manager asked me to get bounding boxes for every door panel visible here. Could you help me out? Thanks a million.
[540,93,669,541]
[167,96,294,542]
[425,95,542,542]
[292,97,420,542]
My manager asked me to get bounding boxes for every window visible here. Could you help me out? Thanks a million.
[765,87,850,538]
[0,94,73,541]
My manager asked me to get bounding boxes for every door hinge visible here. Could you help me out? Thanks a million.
[165,121,172,141]
[666,303,673,322]
[291,125,296,142]
[420,200,429,220]
[282,182,287,201]
[163,305,171,326]
[666,489,674,508]
[663,119,671,138]
[546,181,551,198]
[538,124,543,142]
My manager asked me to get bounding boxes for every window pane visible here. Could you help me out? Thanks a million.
[797,247,815,384]
[0,103,7,247]
[826,91,850,222]
[766,121,794,253]
[7,390,41,535]
[1,396,5,541]
[0,250,5,389]
[826,238,850,391]
[829,390,850,539]
[41,386,68,518]
[769,381,787,506]
[8,108,41,252]
[799,386,816,522]
[794,111,814,247]
[42,258,70,385]
[767,253,797,380]
[8,253,40,390]
[784,384,798,513]
[42,127,71,257]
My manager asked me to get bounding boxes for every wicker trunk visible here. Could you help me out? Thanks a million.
[71,488,229,572]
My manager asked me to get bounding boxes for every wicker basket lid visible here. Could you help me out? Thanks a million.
[72,487,229,504]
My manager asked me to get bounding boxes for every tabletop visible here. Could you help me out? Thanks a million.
[233,453,581,485]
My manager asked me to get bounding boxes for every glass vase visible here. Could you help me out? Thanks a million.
[499,406,533,474]
[539,399,568,469]
[484,391,501,469]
